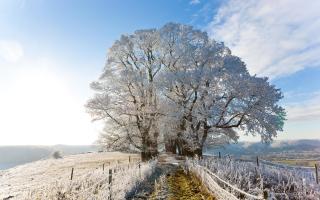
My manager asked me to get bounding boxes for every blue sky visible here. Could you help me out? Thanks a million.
[0,0,319,144]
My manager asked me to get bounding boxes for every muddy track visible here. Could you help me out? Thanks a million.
[166,167,215,200]
[147,164,215,200]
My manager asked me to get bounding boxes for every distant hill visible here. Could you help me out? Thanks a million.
[2,140,319,170]
[205,139,320,158]
[0,145,98,170]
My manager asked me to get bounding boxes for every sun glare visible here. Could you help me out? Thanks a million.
[0,61,98,145]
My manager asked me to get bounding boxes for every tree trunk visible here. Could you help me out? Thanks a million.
[194,147,203,159]
[141,147,157,161]
[141,151,150,162]
[182,148,202,158]
[141,135,158,162]
[176,136,184,155]
[180,142,203,158]
[165,138,177,154]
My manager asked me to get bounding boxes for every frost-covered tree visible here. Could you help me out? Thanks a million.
[87,23,285,160]
[158,23,285,157]
[86,29,163,161]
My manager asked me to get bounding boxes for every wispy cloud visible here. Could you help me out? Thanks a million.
[0,40,24,63]
[207,0,320,78]
[190,0,200,5]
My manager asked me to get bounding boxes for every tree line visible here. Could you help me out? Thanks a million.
[86,23,286,161]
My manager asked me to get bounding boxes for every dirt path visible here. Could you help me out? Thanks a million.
[146,154,215,200]
[166,167,215,200]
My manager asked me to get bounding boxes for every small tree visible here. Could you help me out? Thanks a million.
[52,151,62,159]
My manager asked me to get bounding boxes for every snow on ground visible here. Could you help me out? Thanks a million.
[0,152,139,199]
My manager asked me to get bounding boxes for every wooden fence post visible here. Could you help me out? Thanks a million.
[108,169,112,200]
[138,163,141,178]
[109,169,112,184]
[263,190,268,199]
[315,163,319,184]
[260,175,263,191]
[70,168,74,180]
[256,156,259,167]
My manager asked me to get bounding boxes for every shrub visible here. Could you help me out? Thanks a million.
[52,151,62,159]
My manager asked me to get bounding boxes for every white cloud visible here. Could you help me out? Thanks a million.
[270,140,298,148]
[242,142,253,148]
[207,0,320,78]
[270,140,282,148]
[190,0,200,5]
[285,92,320,121]
[0,40,24,63]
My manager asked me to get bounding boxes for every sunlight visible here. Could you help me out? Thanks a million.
[0,60,99,145]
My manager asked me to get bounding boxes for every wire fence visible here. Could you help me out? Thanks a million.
[189,156,320,199]
[185,158,263,200]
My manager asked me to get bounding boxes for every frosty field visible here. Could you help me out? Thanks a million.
[1,152,320,199]
[0,152,140,199]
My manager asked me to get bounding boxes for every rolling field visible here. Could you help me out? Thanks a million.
[273,159,319,167]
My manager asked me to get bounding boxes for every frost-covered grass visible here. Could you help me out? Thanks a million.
[24,160,157,200]
[195,157,320,199]
[0,152,141,199]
